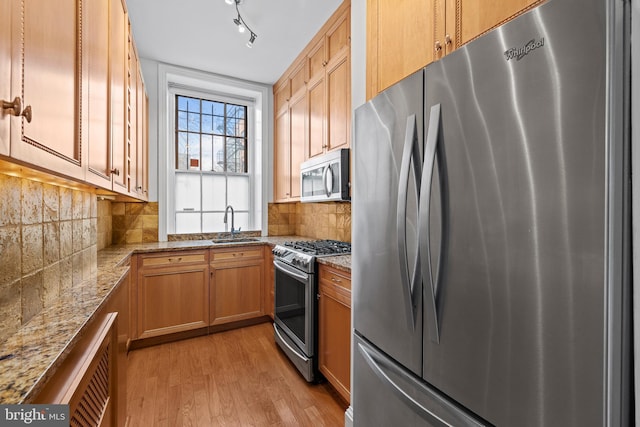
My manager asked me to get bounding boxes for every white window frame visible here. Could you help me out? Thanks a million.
[157,63,271,240]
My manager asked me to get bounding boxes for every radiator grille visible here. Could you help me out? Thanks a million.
[70,341,111,427]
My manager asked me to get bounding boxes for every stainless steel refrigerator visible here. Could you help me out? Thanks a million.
[352,0,631,425]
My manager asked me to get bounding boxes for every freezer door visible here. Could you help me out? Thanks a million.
[421,0,610,425]
[353,333,487,427]
[353,70,424,375]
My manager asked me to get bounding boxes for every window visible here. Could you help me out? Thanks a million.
[173,94,252,234]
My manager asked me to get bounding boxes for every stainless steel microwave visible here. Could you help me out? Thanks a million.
[300,149,350,203]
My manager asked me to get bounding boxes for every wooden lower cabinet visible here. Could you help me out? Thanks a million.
[33,271,130,427]
[136,251,210,339]
[318,264,351,403]
[264,246,275,319]
[210,246,264,325]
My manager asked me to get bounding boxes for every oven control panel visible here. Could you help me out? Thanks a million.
[272,245,315,273]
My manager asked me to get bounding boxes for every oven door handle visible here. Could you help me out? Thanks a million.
[274,324,309,362]
[273,259,310,282]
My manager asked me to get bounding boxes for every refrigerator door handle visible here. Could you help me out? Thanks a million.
[358,340,486,427]
[419,104,442,344]
[397,114,422,331]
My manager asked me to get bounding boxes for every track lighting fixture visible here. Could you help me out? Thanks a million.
[226,0,258,48]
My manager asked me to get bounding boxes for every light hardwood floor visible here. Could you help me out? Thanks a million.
[126,322,348,426]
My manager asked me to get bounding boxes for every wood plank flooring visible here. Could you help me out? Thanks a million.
[126,322,348,426]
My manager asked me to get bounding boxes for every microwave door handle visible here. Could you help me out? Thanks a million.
[322,165,333,198]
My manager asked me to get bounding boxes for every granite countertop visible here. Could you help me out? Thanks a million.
[0,235,350,404]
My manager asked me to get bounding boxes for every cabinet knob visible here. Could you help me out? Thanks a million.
[110,168,120,176]
[21,105,32,123]
[445,34,452,46]
[2,97,22,117]
[435,41,442,52]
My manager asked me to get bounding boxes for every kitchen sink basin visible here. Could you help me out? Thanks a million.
[211,237,260,244]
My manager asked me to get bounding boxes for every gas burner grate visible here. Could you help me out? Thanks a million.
[283,239,351,256]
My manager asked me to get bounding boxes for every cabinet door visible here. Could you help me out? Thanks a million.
[0,0,11,156]
[137,265,209,339]
[10,0,84,179]
[210,259,264,325]
[318,266,351,403]
[274,107,290,201]
[136,67,148,199]
[85,0,112,188]
[110,0,128,194]
[326,53,350,152]
[289,89,306,199]
[307,75,325,159]
[368,0,434,97]
[264,246,275,320]
[457,0,545,47]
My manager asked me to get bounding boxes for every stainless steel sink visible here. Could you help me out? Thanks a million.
[211,237,260,244]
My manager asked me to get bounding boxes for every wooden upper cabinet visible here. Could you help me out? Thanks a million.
[110,0,128,194]
[0,0,11,156]
[327,52,350,152]
[274,104,291,202]
[308,39,326,81]
[326,8,350,63]
[10,0,85,180]
[367,0,546,99]
[289,89,306,199]
[85,0,112,188]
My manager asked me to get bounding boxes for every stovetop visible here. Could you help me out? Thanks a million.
[272,239,351,273]
[283,239,351,256]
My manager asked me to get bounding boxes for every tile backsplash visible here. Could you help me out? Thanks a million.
[0,173,98,342]
[111,202,159,244]
[268,202,351,242]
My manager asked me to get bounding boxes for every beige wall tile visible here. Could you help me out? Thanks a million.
[59,221,73,258]
[72,252,83,286]
[72,190,83,220]
[125,229,143,244]
[21,270,43,324]
[21,180,43,225]
[0,226,21,286]
[43,262,61,307]
[59,187,73,221]
[82,219,92,249]
[142,228,159,243]
[22,224,43,275]
[59,257,72,294]
[43,183,59,222]
[111,202,125,216]
[142,215,158,229]
[142,202,159,215]
[72,219,83,252]
[0,174,21,227]
[0,279,21,342]
[43,222,60,265]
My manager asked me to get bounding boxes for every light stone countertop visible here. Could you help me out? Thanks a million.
[0,235,350,404]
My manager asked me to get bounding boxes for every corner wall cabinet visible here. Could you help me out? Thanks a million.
[273,0,351,203]
[366,0,545,99]
[1,0,148,201]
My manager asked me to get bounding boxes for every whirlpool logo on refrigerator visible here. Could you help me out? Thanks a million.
[504,37,545,61]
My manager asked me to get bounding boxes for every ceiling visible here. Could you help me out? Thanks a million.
[126,0,344,85]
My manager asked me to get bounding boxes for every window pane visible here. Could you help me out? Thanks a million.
[202,175,226,211]
[227,176,249,210]
[188,133,201,170]
[236,119,246,137]
[213,116,224,135]
[202,100,214,115]
[175,173,201,211]
[176,212,201,234]
[227,138,246,173]
[233,212,250,231]
[203,213,226,232]
[176,132,188,170]
[188,112,200,132]
[213,136,225,172]
[202,114,213,134]
[177,96,188,111]
[187,97,200,113]
[226,118,237,136]
[178,111,187,131]
[212,102,224,116]
[201,134,213,171]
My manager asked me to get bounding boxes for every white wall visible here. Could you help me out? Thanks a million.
[139,58,159,202]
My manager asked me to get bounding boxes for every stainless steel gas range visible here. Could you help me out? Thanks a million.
[272,239,351,382]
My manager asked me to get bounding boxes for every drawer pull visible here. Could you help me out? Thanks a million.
[168,257,183,263]
[331,277,342,283]
[232,253,244,257]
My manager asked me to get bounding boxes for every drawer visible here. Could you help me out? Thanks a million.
[211,247,263,262]
[140,252,207,268]
[319,265,351,291]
